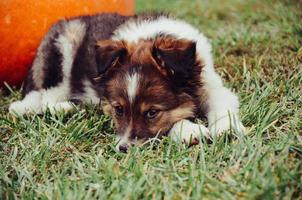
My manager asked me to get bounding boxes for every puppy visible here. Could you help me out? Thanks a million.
[9,13,245,152]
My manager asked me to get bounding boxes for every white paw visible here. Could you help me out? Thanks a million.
[169,119,211,145]
[9,91,42,116]
[9,100,42,115]
[9,101,29,115]
[209,114,245,137]
[42,101,75,114]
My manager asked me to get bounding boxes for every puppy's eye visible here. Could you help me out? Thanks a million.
[146,109,159,119]
[114,105,124,116]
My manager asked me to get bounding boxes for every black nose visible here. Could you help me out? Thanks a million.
[118,144,128,153]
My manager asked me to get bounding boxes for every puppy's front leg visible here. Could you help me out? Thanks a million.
[201,69,245,137]
[205,85,245,137]
[169,119,211,145]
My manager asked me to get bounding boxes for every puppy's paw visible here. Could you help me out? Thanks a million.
[9,100,41,116]
[209,114,245,137]
[42,101,75,114]
[9,91,43,116]
[169,119,211,145]
[9,101,27,115]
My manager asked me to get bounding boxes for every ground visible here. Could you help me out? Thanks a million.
[0,0,301,199]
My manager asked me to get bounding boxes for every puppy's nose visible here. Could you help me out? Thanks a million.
[118,144,128,153]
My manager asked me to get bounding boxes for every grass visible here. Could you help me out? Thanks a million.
[1,0,301,199]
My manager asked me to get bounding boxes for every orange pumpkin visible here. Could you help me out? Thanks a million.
[0,0,134,87]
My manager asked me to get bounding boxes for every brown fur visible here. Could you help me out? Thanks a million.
[95,35,204,141]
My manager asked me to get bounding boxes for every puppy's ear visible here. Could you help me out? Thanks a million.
[95,40,127,76]
[152,36,197,79]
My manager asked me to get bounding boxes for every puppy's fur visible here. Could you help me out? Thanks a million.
[9,13,245,152]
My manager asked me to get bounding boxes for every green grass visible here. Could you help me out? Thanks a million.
[1,0,301,199]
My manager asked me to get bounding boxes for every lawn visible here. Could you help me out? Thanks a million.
[1,0,301,199]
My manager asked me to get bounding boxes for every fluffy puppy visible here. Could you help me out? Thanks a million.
[9,13,245,152]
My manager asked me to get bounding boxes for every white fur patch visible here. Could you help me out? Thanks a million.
[169,119,211,144]
[58,20,86,82]
[56,20,86,89]
[113,16,213,73]
[9,91,42,115]
[47,101,75,114]
[208,111,246,137]
[81,79,100,104]
[64,20,86,48]
[126,72,140,103]
[203,80,245,136]
[56,35,73,82]
[41,86,69,113]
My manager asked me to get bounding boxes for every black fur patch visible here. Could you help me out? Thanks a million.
[21,68,35,97]
[70,13,130,96]
[42,31,63,89]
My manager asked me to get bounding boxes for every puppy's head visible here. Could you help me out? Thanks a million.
[95,36,203,151]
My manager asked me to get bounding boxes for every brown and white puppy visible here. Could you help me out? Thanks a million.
[9,13,245,152]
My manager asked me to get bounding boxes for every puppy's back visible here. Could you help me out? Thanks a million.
[26,13,130,96]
